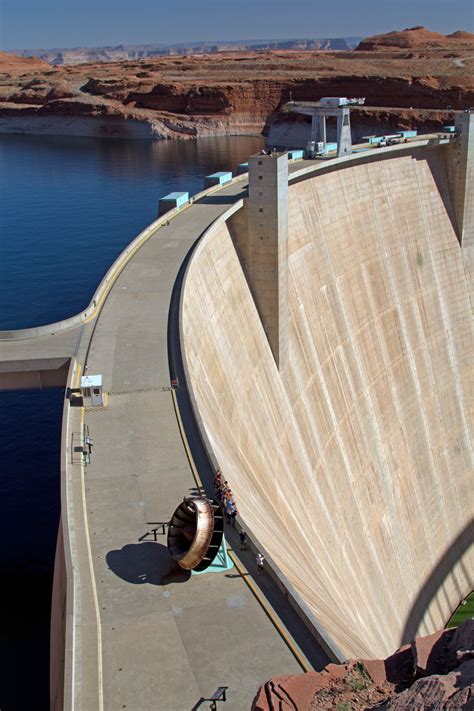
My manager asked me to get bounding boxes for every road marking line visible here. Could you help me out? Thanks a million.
[83,221,164,323]
[170,389,310,672]
[83,178,248,326]
[72,362,82,389]
[226,547,310,671]
[79,404,104,711]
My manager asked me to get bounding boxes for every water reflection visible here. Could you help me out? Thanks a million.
[0,134,263,330]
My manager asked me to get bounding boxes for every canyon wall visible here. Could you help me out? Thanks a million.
[182,146,473,659]
[2,36,473,140]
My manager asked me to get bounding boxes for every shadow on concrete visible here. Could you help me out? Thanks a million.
[189,485,205,495]
[401,518,474,645]
[167,242,331,670]
[225,572,250,579]
[106,542,190,585]
[198,192,247,206]
[414,147,459,240]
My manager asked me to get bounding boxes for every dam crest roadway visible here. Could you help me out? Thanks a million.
[0,120,473,710]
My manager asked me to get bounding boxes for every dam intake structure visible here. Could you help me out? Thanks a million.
[0,117,472,708]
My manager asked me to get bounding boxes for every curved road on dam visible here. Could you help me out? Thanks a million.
[64,174,330,711]
[1,163,333,710]
[0,132,469,710]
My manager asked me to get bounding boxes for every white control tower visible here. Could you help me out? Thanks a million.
[290,97,365,157]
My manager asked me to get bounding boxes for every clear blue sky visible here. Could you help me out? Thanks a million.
[1,0,473,50]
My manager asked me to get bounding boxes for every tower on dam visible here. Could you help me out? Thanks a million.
[449,110,474,249]
[448,110,474,297]
[290,97,361,157]
[228,152,289,370]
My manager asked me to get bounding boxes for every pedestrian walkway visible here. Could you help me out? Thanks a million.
[73,180,328,710]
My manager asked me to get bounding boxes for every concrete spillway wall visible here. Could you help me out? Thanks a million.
[182,146,473,659]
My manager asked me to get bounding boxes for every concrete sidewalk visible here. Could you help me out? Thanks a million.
[77,180,326,710]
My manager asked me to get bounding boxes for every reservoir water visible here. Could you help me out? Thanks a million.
[0,133,263,710]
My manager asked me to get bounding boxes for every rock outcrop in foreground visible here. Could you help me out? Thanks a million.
[252,620,474,710]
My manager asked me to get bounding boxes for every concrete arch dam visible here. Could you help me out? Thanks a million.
[1,125,472,708]
[182,144,473,659]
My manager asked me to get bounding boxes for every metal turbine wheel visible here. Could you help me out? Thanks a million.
[167,496,224,571]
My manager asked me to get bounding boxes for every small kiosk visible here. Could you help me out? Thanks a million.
[157,191,189,217]
[80,374,104,407]
[204,171,232,188]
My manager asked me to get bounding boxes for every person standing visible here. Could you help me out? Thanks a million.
[239,530,248,551]
[256,552,265,575]
[225,498,234,524]
[85,435,94,454]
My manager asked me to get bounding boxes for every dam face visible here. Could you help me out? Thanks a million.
[182,146,473,659]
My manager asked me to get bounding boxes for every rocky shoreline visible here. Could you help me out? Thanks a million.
[0,112,263,140]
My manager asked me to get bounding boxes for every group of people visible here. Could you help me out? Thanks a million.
[214,470,265,575]
[214,470,238,526]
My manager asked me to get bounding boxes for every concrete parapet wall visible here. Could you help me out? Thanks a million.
[182,145,473,659]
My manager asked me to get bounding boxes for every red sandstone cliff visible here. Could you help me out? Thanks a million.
[0,33,472,140]
[252,620,474,710]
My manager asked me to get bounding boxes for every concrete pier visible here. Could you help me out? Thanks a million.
[447,110,474,301]
[294,102,353,156]
[228,152,289,370]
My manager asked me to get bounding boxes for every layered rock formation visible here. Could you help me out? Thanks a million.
[7,37,362,65]
[0,28,473,140]
[252,620,474,710]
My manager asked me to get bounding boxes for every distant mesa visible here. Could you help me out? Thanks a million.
[6,37,363,66]
[357,26,474,51]
[448,30,474,40]
[0,51,50,74]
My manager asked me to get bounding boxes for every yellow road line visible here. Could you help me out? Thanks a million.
[79,390,104,711]
[226,547,310,672]
[83,176,248,326]
[83,221,164,324]
[72,362,82,389]
[170,388,204,492]
[170,389,310,672]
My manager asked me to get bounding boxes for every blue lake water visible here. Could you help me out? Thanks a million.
[0,132,263,710]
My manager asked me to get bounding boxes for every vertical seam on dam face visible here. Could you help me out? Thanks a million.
[181,144,473,660]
